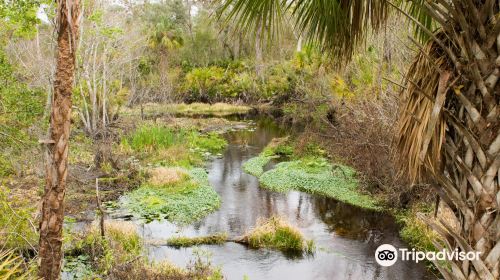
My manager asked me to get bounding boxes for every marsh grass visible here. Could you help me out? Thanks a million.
[121,124,227,167]
[166,233,228,247]
[242,216,314,254]
[64,221,142,277]
[0,187,38,253]
[122,102,252,118]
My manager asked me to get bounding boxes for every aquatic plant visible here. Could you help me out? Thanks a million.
[259,157,380,210]
[241,216,314,254]
[242,155,275,177]
[124,168,221,224]
[166,233,228,247]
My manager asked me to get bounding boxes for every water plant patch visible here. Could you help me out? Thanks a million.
[123,168,221,224]
[258,157,380,210]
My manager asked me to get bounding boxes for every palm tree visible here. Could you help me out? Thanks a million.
[38,1,80,279]
[217,1,499,279]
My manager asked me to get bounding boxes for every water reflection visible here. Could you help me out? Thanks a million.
[133,117,434,280]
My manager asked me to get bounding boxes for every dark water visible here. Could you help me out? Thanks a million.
[124,117,435,280]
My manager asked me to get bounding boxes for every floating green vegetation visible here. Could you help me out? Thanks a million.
[124,168,221,224]
[241,216,314,254]
[259,157,380,210]
[242,137,291,177]
[242,155,275,177]
[166,233,228,247]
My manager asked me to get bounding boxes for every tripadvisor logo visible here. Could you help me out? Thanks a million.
[374,244,481,267]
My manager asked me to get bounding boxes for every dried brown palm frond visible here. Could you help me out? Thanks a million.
[395,32,453,183]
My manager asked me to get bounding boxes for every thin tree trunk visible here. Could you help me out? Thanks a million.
[255,23,264,80]
[296,36,303,52]
[38,1,80,279]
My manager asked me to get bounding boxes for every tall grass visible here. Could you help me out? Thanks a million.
[124,125,188,153]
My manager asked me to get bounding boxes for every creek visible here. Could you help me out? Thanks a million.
[106,115,435,280]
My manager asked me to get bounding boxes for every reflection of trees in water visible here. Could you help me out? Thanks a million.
[313,197,395,241]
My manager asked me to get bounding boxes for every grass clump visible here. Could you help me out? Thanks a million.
[241,216,314,254]
[166,233,228,247]
[259,157,380,210]
[124,167,221,224]
[395,206,439,253]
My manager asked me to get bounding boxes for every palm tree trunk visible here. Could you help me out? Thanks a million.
[397,3,499,279]
[38,1,80,279]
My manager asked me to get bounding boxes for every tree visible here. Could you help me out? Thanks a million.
[38,0,80,279]
[218,1,499,279]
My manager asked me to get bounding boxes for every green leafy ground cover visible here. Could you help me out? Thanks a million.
[244,139,380,210]
[123,168,221,224]
[259,158,380,210]
[242,155,276,177]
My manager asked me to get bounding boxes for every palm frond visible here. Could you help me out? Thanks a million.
[396,31,452,182]
[216,0,388,63]
[400,0,436,43]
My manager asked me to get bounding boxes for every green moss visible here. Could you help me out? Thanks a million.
[258,157,380,210]
[242,216,314,254]
[124,168,221,224]
[166,233,227,247]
